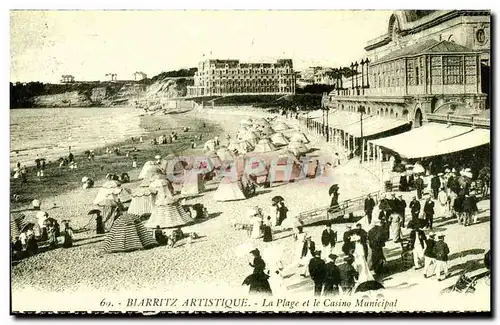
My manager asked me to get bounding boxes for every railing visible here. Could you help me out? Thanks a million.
[426,113,490,128]
[297,190,382,226]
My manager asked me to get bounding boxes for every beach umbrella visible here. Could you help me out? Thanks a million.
[328,184,339,196]
[355,281,385,293]
[272,196,284,204]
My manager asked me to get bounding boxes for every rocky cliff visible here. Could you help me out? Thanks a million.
[10,76,194,108]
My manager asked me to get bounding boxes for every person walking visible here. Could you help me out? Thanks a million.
[276,201,289,226]
[321,222,337,256]
[323,254,340,296]
[434,234,450,281]
[338,255,358,295]
[415,175,425,200]
[364,194,376,225]
[430,174,441,200]
[423,196,435,230]
[299,234,315,277]
[308,251,326,296]
[409,196,421,222]
[397,195,407,227]
[423,233,437,278]
[437,187,449,220]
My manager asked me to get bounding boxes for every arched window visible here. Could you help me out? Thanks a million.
[390,108,394,116]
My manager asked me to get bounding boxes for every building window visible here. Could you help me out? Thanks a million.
[431,56,442,85]
[443,56,464,84]
[407,60,415,86]
[465,56,477,84]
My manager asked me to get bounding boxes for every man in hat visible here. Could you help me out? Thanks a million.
[430,174,441,200]
[423,232,437,278]
[397,195,407,227]
[368,219,388,275]
[415,175,425,200]
[409,224,427,270]
[342,225,356,255]
[364,194,376,225]
[409,196,421,222]
[423,196,435,230]
[434,234,450,281]
[321,222,337,257]
[308,250,326,296]
[338,255,358,295]
[323,254,340,296]
[299,234,315,277]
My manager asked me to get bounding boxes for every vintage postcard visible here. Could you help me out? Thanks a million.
[9,9,491,314]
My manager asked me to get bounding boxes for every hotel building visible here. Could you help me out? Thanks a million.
[187,59,296,97]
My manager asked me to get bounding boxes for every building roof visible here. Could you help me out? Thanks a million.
[372,40,475,65]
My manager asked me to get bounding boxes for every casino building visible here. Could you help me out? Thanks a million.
[187,59,296,97]
[308,10,490,183]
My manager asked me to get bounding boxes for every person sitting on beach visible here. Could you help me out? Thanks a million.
[60,220,74,248]
[106,173,120,181]
[132,156,138,168]
[26,232,38,256]
[119,173,130,183]
[95,212,105,234]
[154,226,167,245]
[191,140,196,149]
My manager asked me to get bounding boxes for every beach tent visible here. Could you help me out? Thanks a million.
[253,138,278,153]
[214,176,247,202]
[289,132,310,144]
[204,139,217,152]
[127,181,156,216]
[273,121,291,132]
[240,117,253,126]
[238,140,255,153]
[227,139,243,155]
[181,169,205,195]
[10,214,26,239]
[228,139,254,155]
[149,178,175,204]
[217,146,236,162]
[138,161,164,180]
[259,125,275,137]
[268,154,304,184]
[205,151,222,169]
[101,214,156,253]
[145,198,194,229]
[240,131,260,147]
[287,139,310,156]
[270,132,289,146]
[93,181,132,205]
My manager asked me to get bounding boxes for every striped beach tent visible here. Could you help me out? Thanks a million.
[181,169,205,195]
[214,176,247,202]
[138,161,164,180]
[10,214,26,239]
[101,214,156,253]
[145,198,194,229]
[217,146,235,162]
[128,181,155,216]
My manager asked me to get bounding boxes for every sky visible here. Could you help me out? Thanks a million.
[10,10,392,83]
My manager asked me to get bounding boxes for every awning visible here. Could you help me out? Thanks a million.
[370,123,489,159]
[328,111,371,129]
[342,116,410,138]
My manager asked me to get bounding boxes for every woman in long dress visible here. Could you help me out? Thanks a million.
[437,188,449,219]
[242,249,272,296]
[389,213,402,243]
[351,235,374,283]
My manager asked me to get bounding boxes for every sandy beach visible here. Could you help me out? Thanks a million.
[11,106,490,312]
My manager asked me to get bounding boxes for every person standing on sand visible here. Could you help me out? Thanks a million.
[308,250,326,296]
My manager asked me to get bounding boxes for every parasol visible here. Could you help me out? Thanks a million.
[88,209,102,215]
[355,281,385,293]
[272,196,284,204]
[413,164,425,174]
[328,184,339,196]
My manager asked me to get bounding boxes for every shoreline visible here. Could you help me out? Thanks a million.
[10,106,145,169]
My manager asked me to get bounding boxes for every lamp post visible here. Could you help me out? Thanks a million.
[354,61,359,95]
[350,63,355,94]
[325,106,330,142]
[358,105,366,164]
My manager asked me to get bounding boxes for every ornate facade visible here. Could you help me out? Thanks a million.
[324,10,490,130]
[187,59,296,97]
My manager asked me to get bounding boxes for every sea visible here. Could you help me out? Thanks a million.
[10,106,144,168]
